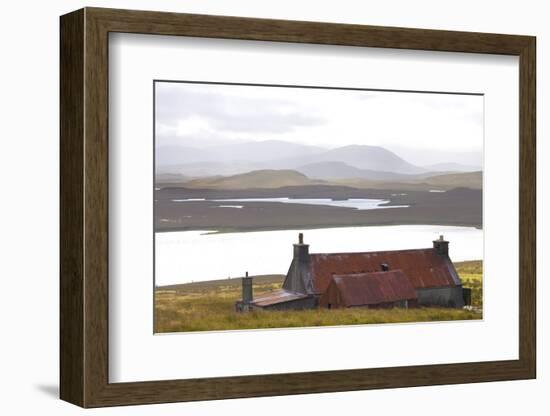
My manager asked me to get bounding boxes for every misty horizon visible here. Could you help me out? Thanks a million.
[155,81,483,170]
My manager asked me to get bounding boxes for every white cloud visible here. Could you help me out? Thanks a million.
[155,81,483,157]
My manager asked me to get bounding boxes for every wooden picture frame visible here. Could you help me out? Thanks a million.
[60,7,536,408]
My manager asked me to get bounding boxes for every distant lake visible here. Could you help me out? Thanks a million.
[155,225,483,286]
[172,197,409,210]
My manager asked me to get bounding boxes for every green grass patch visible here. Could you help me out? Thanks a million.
[456,260,482,309]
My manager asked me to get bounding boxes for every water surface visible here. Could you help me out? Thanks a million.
[173,197,409,210]
[155,225,483,286]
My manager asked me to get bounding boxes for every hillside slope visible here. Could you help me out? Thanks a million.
[182,169,322,189]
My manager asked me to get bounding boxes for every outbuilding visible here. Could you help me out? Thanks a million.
[319,270,418,309]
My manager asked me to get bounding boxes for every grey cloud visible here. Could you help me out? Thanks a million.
[155,82,325,136]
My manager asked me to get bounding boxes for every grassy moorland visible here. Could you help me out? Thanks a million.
[154,261,483,333]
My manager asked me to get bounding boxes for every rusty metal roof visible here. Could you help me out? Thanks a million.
[310,248,461,294]
[251,289,309,307]
[331,270,417,307]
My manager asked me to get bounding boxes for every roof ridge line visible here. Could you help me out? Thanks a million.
[310,247,434,256]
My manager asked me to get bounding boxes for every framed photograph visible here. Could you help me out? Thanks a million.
[60,7,536,407]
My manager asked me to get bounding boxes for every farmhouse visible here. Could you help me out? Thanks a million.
[236,233,468,312]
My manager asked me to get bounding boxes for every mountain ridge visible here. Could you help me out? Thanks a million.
[166,168,482,191]
[157,141,430,176]
[296,161,420,181]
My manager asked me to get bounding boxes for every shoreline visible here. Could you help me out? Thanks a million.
[155,221,483,235]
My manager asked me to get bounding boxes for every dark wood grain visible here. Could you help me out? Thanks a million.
[518,38,537,376]
[59,8,84,406]
[60,7,537,408]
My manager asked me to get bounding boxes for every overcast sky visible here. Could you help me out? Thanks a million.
[155,81,483,165]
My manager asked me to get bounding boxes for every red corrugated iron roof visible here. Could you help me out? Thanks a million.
[251,289,309,307]
[331,270,417,307]
[310,248,460,294]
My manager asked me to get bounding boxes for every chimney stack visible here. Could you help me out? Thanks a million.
[293,233,310,263]
[242,271,253,305]
[433,235,449,256]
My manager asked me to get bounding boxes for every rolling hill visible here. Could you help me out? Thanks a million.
[337,171,482,190]
[417,171,482,189]
[181,169,322,189]
[155,140,483,190]
[312,145,425,174]
[296,161,417,181]
[163,169,482,191]
[423,162,481,172]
